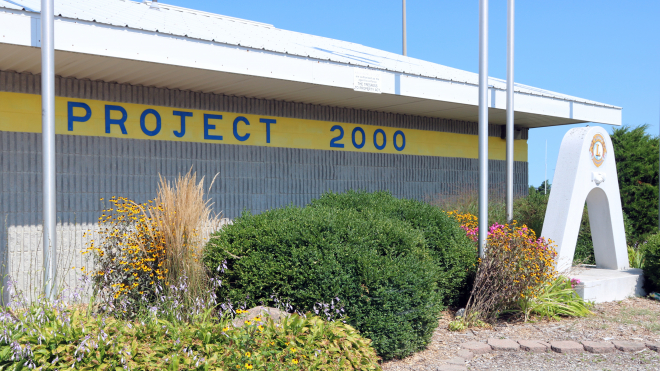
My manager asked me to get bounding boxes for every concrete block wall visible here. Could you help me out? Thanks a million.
[0,70,528,298]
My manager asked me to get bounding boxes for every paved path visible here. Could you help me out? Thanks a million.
[382,298,660,371]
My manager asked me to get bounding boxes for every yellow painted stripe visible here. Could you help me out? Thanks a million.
[0,92,527,161]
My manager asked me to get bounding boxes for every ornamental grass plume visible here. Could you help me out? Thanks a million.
[145,170,220,303]
[85,169,220,315]
[448,211,557,324]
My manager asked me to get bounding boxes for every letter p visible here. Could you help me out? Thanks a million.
[67,102,91,131]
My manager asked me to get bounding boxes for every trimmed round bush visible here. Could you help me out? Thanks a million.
[204,191,477,359]
[309,191,477,305]
[643,233,660,292]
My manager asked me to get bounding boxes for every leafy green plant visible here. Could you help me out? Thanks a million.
[447,319,467,332]
[204,191,477,360]
[628,244,646,269]
[515,276,593,321]
[642,233,660,293]
[0,299,381,370]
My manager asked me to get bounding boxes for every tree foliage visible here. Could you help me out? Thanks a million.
[611,125,659,238]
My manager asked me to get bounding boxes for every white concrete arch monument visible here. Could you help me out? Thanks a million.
[541,126,628,272]
[541,126,644,303]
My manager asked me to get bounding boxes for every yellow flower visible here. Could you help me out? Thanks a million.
[245,352,251,358]
[291,359,298,365]
[290,348,297,353]
[244,364,253,369]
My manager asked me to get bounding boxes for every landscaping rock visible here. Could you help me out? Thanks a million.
[581,341,616,354]
[488,338,520,351]
[612,340,646,352]
[437,365,467,371]
[550,341,584,354]
[447,357,465,365]
[460,341,491,355]
[518,340,550,352]
[232,306,287,328]
[646,342,660,352]
[455,349,474,360]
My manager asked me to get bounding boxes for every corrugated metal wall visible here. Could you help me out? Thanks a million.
[0,70,528,298]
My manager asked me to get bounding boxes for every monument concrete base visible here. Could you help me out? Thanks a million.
[568,267,645,303]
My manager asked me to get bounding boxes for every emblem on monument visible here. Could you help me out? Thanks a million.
[589,134,607,167]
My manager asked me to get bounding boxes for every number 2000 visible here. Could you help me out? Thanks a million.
[329,125,405,151]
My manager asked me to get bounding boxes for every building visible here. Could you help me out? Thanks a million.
[0,0,621,294]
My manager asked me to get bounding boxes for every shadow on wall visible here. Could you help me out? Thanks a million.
[0,217,233,305]
[1,221,95,306]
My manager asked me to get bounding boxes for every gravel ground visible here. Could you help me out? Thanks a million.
[382,297,660,371]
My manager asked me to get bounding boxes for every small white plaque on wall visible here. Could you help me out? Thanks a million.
[353,68,381,94]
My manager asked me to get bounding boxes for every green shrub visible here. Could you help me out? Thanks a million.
[513,188,549,236]
[309,191,478,306]
[574,207,596,265]
[643,233,660,293]
[204,191,477,359]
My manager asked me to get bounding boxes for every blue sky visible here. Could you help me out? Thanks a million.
[167,0,660,187]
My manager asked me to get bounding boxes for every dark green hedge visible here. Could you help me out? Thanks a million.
[204,191,477,359]
[309,191,477,306]
[643,233,660,293]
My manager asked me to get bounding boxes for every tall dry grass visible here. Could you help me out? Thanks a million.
[143,170,220,301]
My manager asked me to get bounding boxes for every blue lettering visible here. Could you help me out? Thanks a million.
[204,114,223,141]
[67,102,91,131]
[172,111,192,138]
[330,125,345,148]
[104,105,128,135]
[352,127,365,149]
[373,129,386,150]
[259,118,276,143]
[140,109,161,137]
[233,116,251,142]
[393,130,406,151]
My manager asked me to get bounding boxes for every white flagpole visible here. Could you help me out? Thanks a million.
[402,0,407,56]
[505,0,515,224]
[478,0,489,258]
[41,0,57,300]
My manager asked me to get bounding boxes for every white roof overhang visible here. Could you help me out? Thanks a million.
[0,2,622,128]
